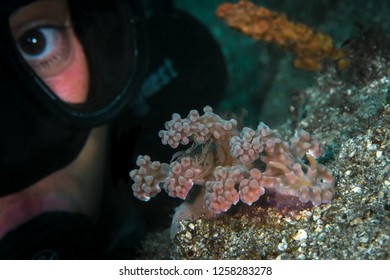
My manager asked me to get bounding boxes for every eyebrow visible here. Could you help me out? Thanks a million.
[10,0,69,31]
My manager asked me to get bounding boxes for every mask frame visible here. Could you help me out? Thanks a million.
[2,0,148,128]
[0,0,148,196]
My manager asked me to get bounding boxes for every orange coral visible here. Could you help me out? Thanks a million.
[216,0,346,71]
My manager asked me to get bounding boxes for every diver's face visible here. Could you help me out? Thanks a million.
[9,0,89,103]
[0,0,106,239]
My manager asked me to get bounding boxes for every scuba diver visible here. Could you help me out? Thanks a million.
[0,0,226,259]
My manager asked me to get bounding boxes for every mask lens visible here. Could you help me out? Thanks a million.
[7,0,147,126]
[9,0,89,104]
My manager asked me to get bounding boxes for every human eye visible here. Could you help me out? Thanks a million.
[15,22,73,78]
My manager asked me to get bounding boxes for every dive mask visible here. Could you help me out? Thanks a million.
[0,0,148,196]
